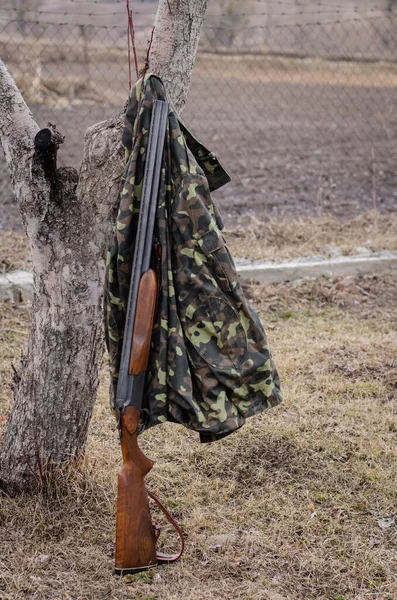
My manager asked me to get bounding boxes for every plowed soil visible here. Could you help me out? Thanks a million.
[1,53,396,232]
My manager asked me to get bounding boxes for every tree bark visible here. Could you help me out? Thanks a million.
[0,0,208,496]
[0,63,124,495]
[150,0,209,112]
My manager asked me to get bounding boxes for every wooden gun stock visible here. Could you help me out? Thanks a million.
[115,405,157,574]
[115,269,158,574]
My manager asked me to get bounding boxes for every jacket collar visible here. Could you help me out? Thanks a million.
[123,74,231,193]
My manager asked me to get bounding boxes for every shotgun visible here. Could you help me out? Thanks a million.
[114,99,183,575]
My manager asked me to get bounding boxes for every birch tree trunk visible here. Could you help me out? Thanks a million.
[0,0,208,496]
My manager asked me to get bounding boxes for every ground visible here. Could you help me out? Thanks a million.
[1,52,396,232]
[1,211,397,275]
[1,40,397,600]
[1,273,397,600]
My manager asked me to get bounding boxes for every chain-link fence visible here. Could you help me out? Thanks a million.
[1,1,396,230]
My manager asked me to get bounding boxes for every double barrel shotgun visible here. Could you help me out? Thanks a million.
[114,100,184,575]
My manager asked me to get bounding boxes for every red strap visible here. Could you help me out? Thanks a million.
[148,490,185,564]
[126,0,139,89]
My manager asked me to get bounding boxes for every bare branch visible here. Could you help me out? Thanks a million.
[0,59,39,189]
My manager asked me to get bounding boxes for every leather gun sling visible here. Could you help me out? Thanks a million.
[148,490,185,563]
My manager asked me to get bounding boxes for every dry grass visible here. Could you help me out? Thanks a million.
[1,41,396,110]
[195,53,397,89]
[1,274,397,599]
[226,211,397,263]
[0,301,30,417]
[2,212,396,275]
[0,231,31,273]
[1,36,396,89]
[0,36,127,69]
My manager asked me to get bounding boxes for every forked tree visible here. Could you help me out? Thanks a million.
[0,0,208,496]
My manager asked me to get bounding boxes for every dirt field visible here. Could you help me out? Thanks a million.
[1,51,396,232]
[1,273,397,600]
[185,55,397,224]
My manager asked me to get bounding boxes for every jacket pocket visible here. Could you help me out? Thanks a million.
[181,292,248,371]
[197,229,234,293]
[172,174,241,295]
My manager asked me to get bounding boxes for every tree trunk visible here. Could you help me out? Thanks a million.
[150,0,209,112]
[0,73,124,494]
[0,0,208,496]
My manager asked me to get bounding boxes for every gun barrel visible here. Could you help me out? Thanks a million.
[115,99,168,414]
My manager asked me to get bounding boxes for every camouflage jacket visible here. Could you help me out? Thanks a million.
[104,74,282,443]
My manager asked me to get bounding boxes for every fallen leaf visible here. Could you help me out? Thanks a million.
[330,507,346,520]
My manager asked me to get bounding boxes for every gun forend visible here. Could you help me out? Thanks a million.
[129,268,158,376]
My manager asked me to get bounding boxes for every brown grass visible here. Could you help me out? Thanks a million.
[195,53,397,89]
[2,211,396,275]
[226,211,397,263]
[1,40,396,110]
[1,274,397,599]
[1,35,396,89]
[0,231,32,273]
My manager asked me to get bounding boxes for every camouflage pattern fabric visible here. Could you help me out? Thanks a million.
[104,74,282,443]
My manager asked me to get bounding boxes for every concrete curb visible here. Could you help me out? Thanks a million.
[235,251,397,284]
[1,252,397,301]
[0,270,34,302]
